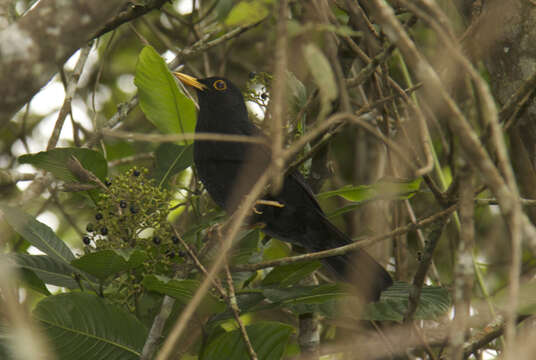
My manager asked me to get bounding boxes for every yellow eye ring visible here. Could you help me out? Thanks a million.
[213,80,227,91]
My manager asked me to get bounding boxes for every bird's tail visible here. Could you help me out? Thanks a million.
[304,214,393,302]
[323,250,393,302]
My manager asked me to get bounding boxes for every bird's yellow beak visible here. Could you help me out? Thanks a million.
[173,72,206,91]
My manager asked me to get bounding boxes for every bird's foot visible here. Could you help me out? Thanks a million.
[252,199,284,214]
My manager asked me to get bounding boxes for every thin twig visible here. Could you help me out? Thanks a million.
[224,264,258,360]
[101,129,267,145]
[47,42,93,150]
[404,218,447,322]
[268,0,288,194]
[171,229,226,296]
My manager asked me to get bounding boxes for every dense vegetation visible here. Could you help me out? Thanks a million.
[1,1,536,359]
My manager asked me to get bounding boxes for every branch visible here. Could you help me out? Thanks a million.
[140,295,176,360]
[47,41,93,150]
[93,1,168,39]
[233,204,457,272]
[0,0,127,123]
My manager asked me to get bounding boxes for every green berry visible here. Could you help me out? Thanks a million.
[86,223,94,232]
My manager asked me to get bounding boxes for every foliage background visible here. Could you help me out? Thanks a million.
[1,0,536,359]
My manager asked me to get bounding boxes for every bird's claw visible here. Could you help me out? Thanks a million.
[252,200,284,214]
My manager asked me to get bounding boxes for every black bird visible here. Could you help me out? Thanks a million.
[174,73,392,301]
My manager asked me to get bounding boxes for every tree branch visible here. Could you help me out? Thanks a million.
[0,0,127,123]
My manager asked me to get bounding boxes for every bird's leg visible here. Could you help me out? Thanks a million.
[252,199,285,214]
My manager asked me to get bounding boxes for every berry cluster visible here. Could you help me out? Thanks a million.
[82,167,184,310]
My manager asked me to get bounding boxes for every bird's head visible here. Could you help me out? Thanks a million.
[173,73,245,111]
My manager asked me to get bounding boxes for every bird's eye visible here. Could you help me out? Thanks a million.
[213,80,227,91]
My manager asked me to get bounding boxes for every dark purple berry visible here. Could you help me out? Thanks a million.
[86,223,94,232]
[82,236,91,245]
[100,227,108,236]
[95,213,103,221]
[178,251,186,258]
[129,206,138,214]
[249,71,257,79]
[119,200,127,209]
[261,92,268,100]
[153,236,161,245]
[171,235,179,244]
[167,251,175,259]
[133,169,141,177]
[105,180,112,187]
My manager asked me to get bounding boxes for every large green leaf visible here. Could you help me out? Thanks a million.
[134,46,196,136]
[154,143,194,187]
[1,205,75,263]
[19,268,51,295]
[142,275,225,313]
[363,282,451,322]
[34,293,148,360]
[263,284,347,315]
[201,321,293,360]
[18,147,107,182]
[317,178,422,202]
[262,261,322,287]
[71,249,147,281]
[8,254,91,289]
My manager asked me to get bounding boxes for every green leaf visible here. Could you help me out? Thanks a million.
[230,229,262,266]
[317,178,422,202]
[263,239,291,261]
[263,284,347,315]
[262,261,322,287]
[14,253,99,291]
[263,284,348,304]
[225,0,270,27]
[19,268,51,295]
[154,143,194,187]
[8,254,86,289]
[303,43,337,117]
[71,249,147,281]
[0,205,75,263]
[210,291,267,323]
[34,293,148,360]
[363,282,451,322]
[201,321,293,360]
[134,46,196,137]
[142,275,225,313]
[18,147,107,182]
